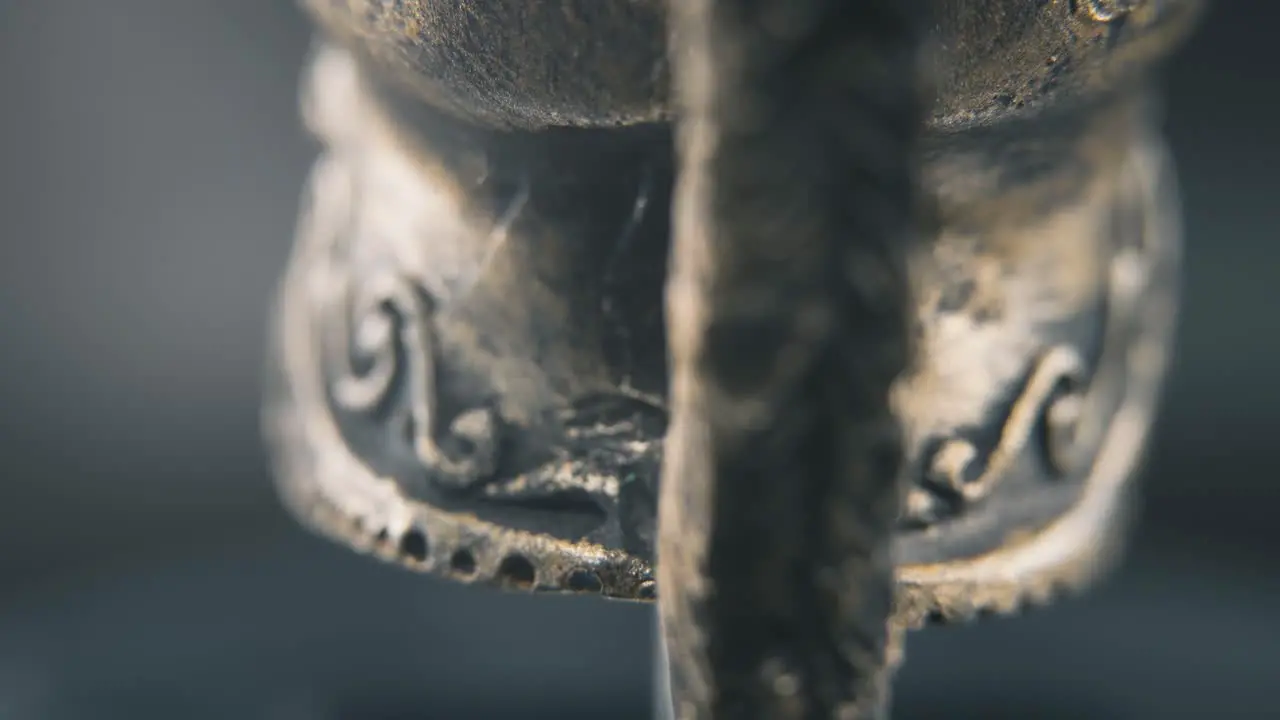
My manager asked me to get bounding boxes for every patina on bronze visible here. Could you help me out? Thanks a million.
[263,0,1201,717]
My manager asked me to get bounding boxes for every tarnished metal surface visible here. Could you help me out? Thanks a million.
[299,0,1197,130]
[266,49,1183,602]
[263,0,1198,716]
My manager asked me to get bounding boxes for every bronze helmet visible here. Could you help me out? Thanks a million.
[264,0,1200,713]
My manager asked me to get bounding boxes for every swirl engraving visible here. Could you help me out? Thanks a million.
[325,270,499,488]
[905,345,1087,525]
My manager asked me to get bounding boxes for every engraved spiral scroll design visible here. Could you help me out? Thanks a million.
[904,346,1088,526]
[324,270,499,488]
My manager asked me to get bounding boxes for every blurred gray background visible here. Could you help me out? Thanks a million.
[0,2,1276,718]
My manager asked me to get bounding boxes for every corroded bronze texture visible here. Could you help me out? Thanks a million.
[263,1,1199,714]
[300,0,1195,130]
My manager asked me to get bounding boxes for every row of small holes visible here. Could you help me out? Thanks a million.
[367,523,653,597]
[382,526,538,589]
